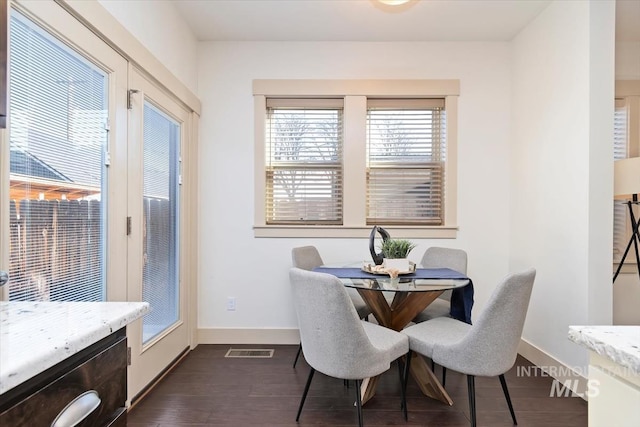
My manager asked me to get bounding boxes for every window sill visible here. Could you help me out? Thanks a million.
[253,225,459,239]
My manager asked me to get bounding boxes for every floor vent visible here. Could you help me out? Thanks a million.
[224,348,274,358]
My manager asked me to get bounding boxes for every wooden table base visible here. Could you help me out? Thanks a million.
[355,287,453,406]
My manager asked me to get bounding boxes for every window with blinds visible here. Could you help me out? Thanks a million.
[613,98,629,263]
[366,99,446,225]
[8,10,107,301]
[265,99,343,224]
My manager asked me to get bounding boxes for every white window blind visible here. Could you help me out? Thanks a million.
[366,99,446,225]
[142,102,181,344]
[613,98,629,263]
[265,98,343,224]
[8,10,107,301]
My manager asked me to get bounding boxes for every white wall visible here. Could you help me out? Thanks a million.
[197,41,513,335]
[511,0,615,372]
[97,0,198,94]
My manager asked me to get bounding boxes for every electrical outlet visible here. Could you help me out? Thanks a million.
[227,297,236,311]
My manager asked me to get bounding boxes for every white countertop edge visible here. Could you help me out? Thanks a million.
[0,301,150,395]
[568,325,640,376]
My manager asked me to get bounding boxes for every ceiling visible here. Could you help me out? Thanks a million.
[172,0,640,43]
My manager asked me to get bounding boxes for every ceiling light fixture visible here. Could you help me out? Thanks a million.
[372,0,417,13]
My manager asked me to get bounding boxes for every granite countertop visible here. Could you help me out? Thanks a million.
[568,325,640,375]
[0,301,149,395]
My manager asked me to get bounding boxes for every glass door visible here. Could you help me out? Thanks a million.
[1,1,195,403]
[2,3,128,302]
[141,101,181,343]
[127,68,190,400]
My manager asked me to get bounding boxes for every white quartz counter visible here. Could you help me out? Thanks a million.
[0,301,149,395]
[568,325,640,375]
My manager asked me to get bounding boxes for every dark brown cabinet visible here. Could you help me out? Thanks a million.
[0,328,128,427]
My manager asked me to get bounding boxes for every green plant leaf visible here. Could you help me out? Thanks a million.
[379,239,416,258]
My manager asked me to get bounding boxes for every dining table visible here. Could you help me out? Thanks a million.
[312,264,473,406]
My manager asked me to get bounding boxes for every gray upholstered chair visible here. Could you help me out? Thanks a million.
[413,247,468,323]
[289,268,409,427]
[291,246,372,368]
[402,268,536,427]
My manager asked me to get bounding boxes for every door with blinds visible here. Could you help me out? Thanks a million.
[3,2,128,302]
[126,68,190,400]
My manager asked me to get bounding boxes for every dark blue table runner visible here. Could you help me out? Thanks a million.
[312,267,474,324]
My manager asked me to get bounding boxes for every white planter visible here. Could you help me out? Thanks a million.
[383,258,410,272]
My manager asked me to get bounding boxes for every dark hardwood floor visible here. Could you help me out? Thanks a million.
[128,344,587,427]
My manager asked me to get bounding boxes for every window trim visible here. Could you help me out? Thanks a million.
[253,79,460,238]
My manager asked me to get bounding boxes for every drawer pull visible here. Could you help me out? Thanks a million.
[51,390,101,427]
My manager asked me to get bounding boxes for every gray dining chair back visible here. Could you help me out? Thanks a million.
[290,268,397,379]
[420,247,467,302]
[413,247,468,324]
[291,245,324,271]
[421,246,468,272]
[435,268,534,376]
[403,268,536,427]
[290,268,409,426]
[291,246,371,369]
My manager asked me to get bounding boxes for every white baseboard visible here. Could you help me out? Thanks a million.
[197,327,300,345]
[518,338,588,400]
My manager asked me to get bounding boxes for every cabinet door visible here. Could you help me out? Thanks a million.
[0,334,127,427]
[589,364,640,427]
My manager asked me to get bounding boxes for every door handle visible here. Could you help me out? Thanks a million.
[0,270,8,287]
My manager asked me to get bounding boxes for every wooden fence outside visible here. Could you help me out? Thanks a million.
[8,198,173,310]
[9,199,102,301]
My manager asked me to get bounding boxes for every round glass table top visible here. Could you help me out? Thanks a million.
[340,276,469,292]
[319,262,469,293]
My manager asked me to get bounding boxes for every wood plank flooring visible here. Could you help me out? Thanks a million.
[128,344,587,427]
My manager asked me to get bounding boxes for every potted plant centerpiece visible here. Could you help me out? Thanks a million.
[380,239,416,273]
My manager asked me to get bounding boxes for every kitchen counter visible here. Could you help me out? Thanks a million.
[568,325,640,374]
[0,301,149,396]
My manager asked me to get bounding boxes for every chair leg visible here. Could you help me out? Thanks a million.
[499,374,518,425]
[467,375,477,427]
[397,359,408,420]
[442,366,447,388]
[296,368,315,421]
[292,343,303,368]
[402,351,413,416]
[355,379,364,427]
